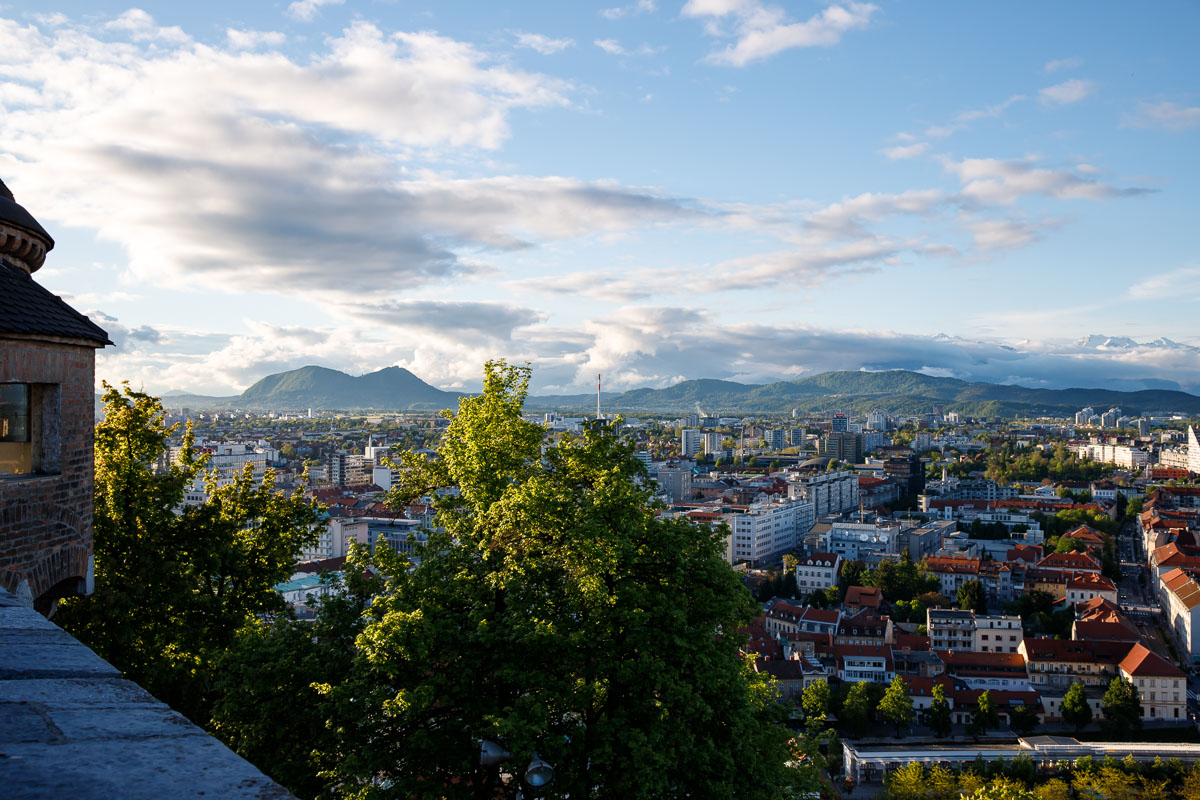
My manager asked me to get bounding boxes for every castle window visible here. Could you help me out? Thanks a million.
[0,383,32,474]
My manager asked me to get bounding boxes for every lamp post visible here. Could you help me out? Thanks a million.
[478,740,555,798]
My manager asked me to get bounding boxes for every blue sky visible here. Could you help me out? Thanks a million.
[2,1,1198,395]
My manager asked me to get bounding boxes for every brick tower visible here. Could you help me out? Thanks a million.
[0,178,111,614]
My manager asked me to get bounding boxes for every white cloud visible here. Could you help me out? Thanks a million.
[924,94,1024,138]
[226,29,286,50]
[881,142,930,160]
[1122,101,1200,132]
[600,1,656,20]
[1044,57,1082,73]
[682,1,877,66]
[515,32,573,54]
[1129,266,1200,299]
[286,0,344,23]
[1039,78,1096,105]
[104,9,189,43]
[946,157,1148,206]
[593,38,664,56]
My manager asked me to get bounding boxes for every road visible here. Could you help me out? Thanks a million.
[1115,515,1175,664]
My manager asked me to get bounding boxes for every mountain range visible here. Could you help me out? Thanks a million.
[155,365,1200,418]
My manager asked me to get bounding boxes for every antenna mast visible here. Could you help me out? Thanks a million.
[597,373,601,420]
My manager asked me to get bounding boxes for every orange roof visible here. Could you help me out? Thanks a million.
[1162,568,1200,610]
[844,585,883,608]
[1119,643,1184,678]
[1036,551,1101,571]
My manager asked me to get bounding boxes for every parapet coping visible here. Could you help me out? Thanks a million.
[0,588,295,799]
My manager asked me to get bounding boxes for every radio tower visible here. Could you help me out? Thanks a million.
[596,373,602,420]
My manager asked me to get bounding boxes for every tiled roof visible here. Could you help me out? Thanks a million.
[1119,643,1184,678]
[1036,551,1101,571]
[0,258,110,345]
[844,585,883,607]
[1162,568,1200,611]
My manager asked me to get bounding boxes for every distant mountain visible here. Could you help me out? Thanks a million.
[154,366,1200,418]
[527,370,1200,417]
[159,365,463,411]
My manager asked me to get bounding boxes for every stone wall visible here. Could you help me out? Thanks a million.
[0,339,96,606]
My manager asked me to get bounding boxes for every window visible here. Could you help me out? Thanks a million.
[0,383,31,475]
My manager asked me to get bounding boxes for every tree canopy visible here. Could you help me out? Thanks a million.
[1062,681,1093,732]
[330,361,808,799]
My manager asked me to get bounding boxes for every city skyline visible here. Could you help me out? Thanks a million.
[1,2,1198,395]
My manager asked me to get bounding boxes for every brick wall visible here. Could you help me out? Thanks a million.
[0,338,96,604]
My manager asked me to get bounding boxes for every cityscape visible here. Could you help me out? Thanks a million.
[2,2,1200,799]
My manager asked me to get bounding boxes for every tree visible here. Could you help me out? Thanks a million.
[841,681,873,738]
[923,683,952,738]
[329,362,807,799]
[1032,778,1072,800]
[885,762,925,800]
[1101,675,1142,736]
[967,690,998,739]
[802,678,831,725]
[957,579,988,613]
[878,674,916,736]
[1008,702,1040,736]
[58,383,320,722]
[1062,681,1093,732]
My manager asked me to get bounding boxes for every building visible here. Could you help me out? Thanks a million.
[823,521,900,562]
[728,499,815,565]
[819,432,863,463]
[836,609,893,646]
[655,465,692,504]
[680,428,702,458]
[794,552,841,595]
[1160,567,1200,665]
[702,431,723,456]
[765,429,786,451]
[926,609,1023,654]
[786,469,860,515]
[831,413,848,433]
[177,441,277,504]
[0,178,111,612]
[1190,426,1200,476]
[884,453,925,496]
[1118,643,1187,721]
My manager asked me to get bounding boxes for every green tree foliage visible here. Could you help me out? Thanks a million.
[1032,778,1072,800]
[841,681,873,738]
[1101,675,1142,736]
[210,557,383,797]
[58,383,319,721]
[984,443,1113,484]
[923,683,952,738]
[330,362,806,800]
[878,674,916,736]
[802,678,831,725]
[957,579,988,613]
[885,762,925,800]
[1008,702,1041,736]
[961,780,1037,800]
[1062,681,1093,732]
[967,690,999,739]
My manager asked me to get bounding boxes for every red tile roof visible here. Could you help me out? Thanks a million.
[1119,643,1184,678]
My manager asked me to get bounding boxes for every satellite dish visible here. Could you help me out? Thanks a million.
[859,532,869,541]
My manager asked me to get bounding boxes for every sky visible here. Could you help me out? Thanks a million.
[1,1,1199,396]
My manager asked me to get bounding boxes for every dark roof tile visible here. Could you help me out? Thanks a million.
[0,259,111,345]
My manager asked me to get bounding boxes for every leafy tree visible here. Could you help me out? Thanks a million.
[1008,702,1040,735]
[329,361,807,799]
[1062,681,1093,732]
[841,681,873,738]
[885,762,925,800]
[926,764,957,800]
[1101,675,1142,736]
[957,771,986,797]
[1072,766,1137,800]
[961,780,1037,800]
[923,683,952,738]
[801,678,831,725]
[1032,778,1072,800]
[878,674,916,736]
[58,384,319,722]
[967,690,998,739]
[210,556,383,796]
[957,579,988,613]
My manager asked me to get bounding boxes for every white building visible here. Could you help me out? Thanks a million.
[795,551,842,595]
[680,428,702,458]
[821,521,900,562]
[1190,426,1200,476]
[299,516,370,563]
[786,469,859,516]
[1161,567,1200,666]
[175,441,276,505]
[729,499,815,565]
[1082,442,1150,470]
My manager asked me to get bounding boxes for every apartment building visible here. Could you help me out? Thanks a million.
[786,469,860,516]
[795,552,841,595]
[729,499,815,566]
[926,609,1023,654]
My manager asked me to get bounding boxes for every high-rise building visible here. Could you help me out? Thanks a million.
[831,413,848,433]
[680,428,702,457]
[1189,426,1200,477]
[766,429,786,450]
[789,427,806,446]
[884,454,925,496]
[819,432,863,463]
[1076,407,1095,426]
[1100,408,1121,428]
